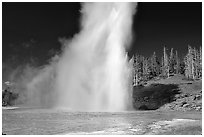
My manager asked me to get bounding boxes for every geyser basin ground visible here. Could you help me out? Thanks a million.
[2,107,202,135]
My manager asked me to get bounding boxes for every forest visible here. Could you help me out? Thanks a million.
[2,45,202,107]
[130,45,202,86]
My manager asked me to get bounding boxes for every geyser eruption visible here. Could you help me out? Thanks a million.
[55,3,136,111]
[18,2,136,111]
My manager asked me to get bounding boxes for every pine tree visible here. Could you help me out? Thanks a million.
[169,48,177,74]
[131,45,201,83]
[150,52,160,77]
[142,56,150,81]
[184,45,192,79]
[184,45,198,80]
[133,55,140,86]
[198,46,202,78]
[162,46,169,78]
[175,50,180,74]
[194,47,198,79]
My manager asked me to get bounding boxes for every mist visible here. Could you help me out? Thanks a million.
[4,3,137,111]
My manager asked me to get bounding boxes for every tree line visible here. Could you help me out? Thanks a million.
[130,45,202,86]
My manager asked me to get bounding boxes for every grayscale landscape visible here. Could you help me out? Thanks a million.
[2,2,202,135]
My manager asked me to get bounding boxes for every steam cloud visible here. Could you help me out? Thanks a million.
[6,3,137,111]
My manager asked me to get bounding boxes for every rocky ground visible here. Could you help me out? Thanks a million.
[133,75,202,112]
[159,91,202,111]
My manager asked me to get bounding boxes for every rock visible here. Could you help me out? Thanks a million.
[160,103,174,111]
[196,106,201,111]
[170,103,176,109]
[179,93,188,98]
[184,93,188,97]
[177,98,186,102]
[177,100,187,107]
[174,105,181,110]
[144,97,149,101]
[191,104,196,108]
[183,104,190,108]
[172,98,177,101]
[195,94,202,100]
[175,94,181,99]
[188,96,196,101]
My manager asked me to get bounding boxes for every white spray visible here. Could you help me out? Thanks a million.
[17,3,136,111]
[55,3,136,111]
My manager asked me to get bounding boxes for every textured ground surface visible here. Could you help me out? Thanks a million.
[133,75,202,111]
[2,107,202,135]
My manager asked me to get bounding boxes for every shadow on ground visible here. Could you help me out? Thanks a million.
[132,84,180,110]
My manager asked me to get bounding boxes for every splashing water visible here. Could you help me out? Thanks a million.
[55,3,136,111]
[21,3,136,111]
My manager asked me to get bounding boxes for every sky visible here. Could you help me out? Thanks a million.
[3,2,202,68]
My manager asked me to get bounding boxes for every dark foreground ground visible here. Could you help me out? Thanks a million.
[2,107,202,135]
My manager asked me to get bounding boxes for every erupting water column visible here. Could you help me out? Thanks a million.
[55,3,136,111]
